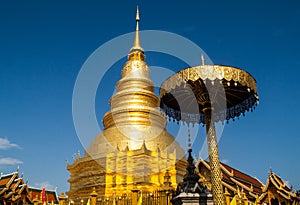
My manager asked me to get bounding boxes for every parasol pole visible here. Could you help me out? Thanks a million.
[203,107,225,205]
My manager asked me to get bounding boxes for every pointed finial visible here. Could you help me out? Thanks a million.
[90,187,98,197]
[129,6,144,54]
[141,140,147,151]
[237,186,241,197]
[136,6,140,28]
[201,54,205,66]
[225,187,230,196]
[124,142,129,151]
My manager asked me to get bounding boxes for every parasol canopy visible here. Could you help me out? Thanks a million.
[159,64,259,124]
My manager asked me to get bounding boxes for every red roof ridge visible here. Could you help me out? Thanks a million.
[220,162,264,188]
[254,176,264,186]
[198,159,265,196]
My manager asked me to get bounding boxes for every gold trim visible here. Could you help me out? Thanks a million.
[160,65,257,97]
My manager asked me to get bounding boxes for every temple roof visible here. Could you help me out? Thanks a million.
[220,162,264,194]
[0,171,31,203]
[198,159,264,196]
[197,159,300,202]
[198,159,263,199]
[260,171,299,201]
[0,171,59,204]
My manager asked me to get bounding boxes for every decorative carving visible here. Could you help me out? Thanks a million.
[160,64,259,124]
[159,64,259,205]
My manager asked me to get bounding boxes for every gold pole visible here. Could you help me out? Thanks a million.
[204,107,225,205]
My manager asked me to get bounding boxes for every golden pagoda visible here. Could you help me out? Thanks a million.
[67,7,186,203]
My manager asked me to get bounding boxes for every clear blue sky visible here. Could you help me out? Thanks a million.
[1,0,300,194]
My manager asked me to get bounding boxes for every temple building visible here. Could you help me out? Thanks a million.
[0,171,31,205]
[66,7,186,203]
[65,8,300,205]
[197,159,300,205]
[0,170,58,205]
[260,171,300,205]
[28,188,58,205]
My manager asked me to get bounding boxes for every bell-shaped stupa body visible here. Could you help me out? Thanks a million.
[67,8,186,200]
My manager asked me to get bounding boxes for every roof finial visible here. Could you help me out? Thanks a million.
[130,6,144,54]
[136,6,140,30]
[201,54,205,66]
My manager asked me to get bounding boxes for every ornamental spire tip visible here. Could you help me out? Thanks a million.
[201,54,205,66]
[130,5,144,54]
[136,6,140,24]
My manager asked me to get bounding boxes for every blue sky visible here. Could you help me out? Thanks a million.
[1,0,300,194]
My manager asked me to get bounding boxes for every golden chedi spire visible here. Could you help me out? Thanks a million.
[68,7,186,199]
[89,6,179,154]
[129,6,144,56]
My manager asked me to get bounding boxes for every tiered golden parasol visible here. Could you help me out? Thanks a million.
[160,58,259,205]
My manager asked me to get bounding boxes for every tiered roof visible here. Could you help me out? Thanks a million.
[0,171,58,205]
[260,171,300,202]
[197,159,300,204]
[0,171,31,204]
[198,159,263,200]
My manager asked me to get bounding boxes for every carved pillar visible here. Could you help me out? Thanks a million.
[203,107,225,205]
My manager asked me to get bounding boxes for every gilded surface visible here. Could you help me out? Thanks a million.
[160,65,257,97]
[159,64,259,205]
[204,108,225,205]
[160,64,259,124]
[67,10,186,202]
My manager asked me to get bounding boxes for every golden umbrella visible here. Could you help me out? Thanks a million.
[160,59,259,205]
